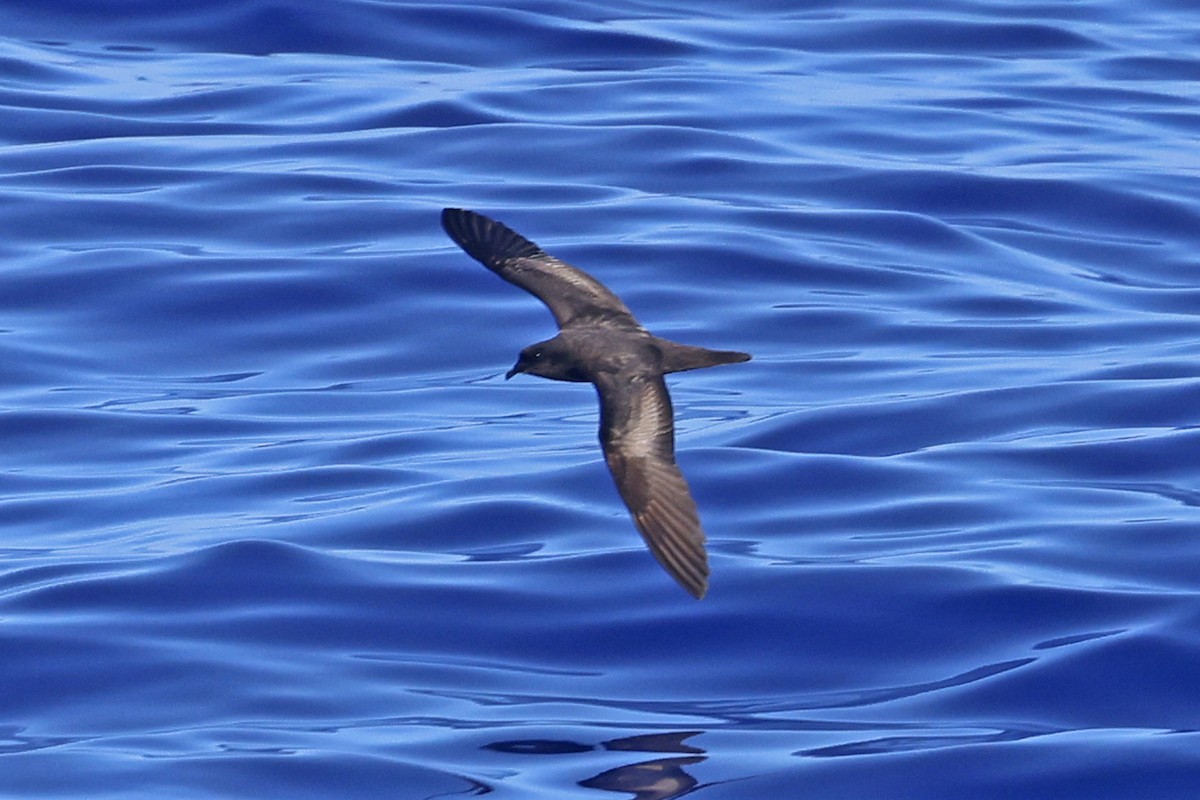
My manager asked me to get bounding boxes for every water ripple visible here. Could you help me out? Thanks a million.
[3,1,1200,796]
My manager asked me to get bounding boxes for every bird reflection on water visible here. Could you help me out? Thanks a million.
[485,730,705,799]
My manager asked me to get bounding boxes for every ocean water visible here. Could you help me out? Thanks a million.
[3,0,1200,796]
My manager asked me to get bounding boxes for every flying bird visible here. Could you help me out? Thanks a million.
[441,208,750,598]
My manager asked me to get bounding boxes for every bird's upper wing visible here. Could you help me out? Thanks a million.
[442,208,637,329]
[596,371,709,598]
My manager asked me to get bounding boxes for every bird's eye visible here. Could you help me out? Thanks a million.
[532,350,542,359]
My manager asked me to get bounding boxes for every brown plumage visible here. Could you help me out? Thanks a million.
[441,208,750,598]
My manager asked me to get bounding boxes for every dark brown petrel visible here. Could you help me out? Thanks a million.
[441,208,750,598]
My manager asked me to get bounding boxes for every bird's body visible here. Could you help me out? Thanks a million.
[441,208,750,598]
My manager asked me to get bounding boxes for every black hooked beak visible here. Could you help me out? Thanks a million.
[505,361,524,380]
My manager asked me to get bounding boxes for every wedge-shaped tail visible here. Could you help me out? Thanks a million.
[659,341,752,375]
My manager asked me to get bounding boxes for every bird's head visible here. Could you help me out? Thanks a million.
[506,337,587,382]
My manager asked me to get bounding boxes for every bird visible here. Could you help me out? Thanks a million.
[441,208,750,598]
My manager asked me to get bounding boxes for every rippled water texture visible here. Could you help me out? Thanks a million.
[3,1,1200,797]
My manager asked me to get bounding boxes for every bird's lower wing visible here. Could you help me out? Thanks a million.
[606,450,709,598]
[598,375,709,598]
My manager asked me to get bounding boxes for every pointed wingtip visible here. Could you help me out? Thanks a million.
[440,207,477,244]
[680,567,709,599]
[631,505,710,601]
[441,208,542,268]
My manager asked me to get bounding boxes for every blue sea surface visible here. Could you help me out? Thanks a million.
[3,1,1200,796]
